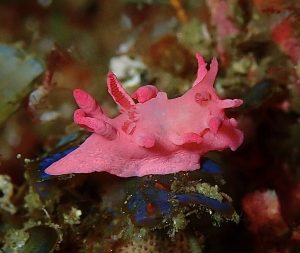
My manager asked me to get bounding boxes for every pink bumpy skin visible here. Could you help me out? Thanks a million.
[45,53,244,177]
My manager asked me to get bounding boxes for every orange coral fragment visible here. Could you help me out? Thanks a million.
[169,0,188,24]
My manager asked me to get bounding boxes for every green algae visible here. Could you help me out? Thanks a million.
[62,207,82,225]
[3,229,30,253]
[195,183,223,202]
[0,175,16,214]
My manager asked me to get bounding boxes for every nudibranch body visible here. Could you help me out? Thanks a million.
[45,53,243,177]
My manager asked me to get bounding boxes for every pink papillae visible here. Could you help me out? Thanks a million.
[131,85,159,103]
[192,53,207,87]
[45,53,244,177]
[107,71,135,110]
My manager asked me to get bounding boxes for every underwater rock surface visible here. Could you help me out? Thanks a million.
[0,44,44,125]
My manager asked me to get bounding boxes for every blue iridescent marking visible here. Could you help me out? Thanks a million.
[38,169,53,181]
[135,205,149,224]
[175,193,232,214]
[127,187,232,225]
[39,146,78,170]
[145,188,173,216]
[56,132,81,148]
[127,192,145,210]
[38,146,78,180]
[127,192,149,224]
[201,159,221,174]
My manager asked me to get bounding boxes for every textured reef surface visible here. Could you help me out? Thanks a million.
[1,1,300,252]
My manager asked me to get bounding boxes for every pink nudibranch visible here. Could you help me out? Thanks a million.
[45,53,244,177]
